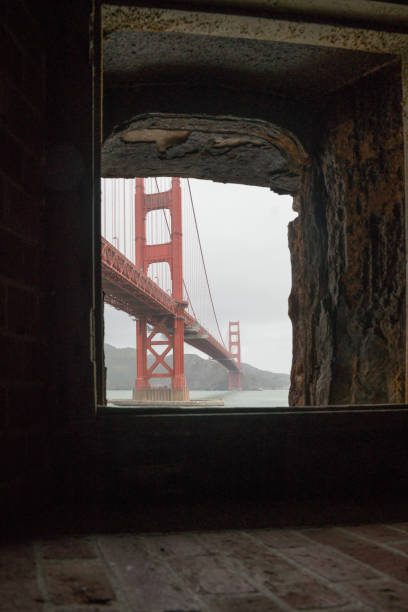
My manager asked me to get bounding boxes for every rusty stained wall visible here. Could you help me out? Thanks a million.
[289,63,405,406]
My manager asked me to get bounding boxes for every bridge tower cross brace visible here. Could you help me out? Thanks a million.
[133,177,188,401]
[228,321,242,390]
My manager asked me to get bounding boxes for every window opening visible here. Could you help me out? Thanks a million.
[102,178,295,408]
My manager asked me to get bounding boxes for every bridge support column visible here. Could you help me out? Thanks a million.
[135,317,149,391]
[133,315,189,401]
[172,314,188,397]
[228,321,242,391]
[132,177,189,402]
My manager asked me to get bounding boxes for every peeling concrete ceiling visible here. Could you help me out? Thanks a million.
[102,1,408,33]
[104,31,393,100]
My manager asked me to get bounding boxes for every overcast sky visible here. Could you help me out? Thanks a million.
[104,179,296,373]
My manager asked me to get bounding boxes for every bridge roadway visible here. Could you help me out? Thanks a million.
[101,237,240,373]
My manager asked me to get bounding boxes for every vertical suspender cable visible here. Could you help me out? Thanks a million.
[154,177,198,320]
[187,179,225,346]
[123,179,126,257]
[104,180,106,238]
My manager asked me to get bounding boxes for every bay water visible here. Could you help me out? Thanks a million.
[107,388,289,407]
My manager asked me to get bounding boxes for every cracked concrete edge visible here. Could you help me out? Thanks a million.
[105,112,309,189]
[102,113,310,193]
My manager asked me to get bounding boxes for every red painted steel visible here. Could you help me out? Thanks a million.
[101,178,242,389]
[102,237,240,373]
[228,321,242,390]
[102,236,176,315]
[134,177,187,392]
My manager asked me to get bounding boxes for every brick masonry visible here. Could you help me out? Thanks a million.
[4,522,408,610]
[0,0,98,523]
[0,0,50,515]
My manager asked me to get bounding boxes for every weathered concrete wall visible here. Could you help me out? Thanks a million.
[94,405,408,511]
[290,63,405,405]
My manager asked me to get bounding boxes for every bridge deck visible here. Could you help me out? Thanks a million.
[101,237,240,373]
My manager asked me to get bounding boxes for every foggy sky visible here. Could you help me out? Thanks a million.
[104,179,296,373]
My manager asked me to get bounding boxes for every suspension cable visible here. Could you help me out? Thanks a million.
[186,178,225,346]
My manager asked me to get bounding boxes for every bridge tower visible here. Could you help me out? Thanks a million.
[228,321,242,390]
[133,177,189,401]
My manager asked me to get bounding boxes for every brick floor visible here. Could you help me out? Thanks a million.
[4,522,408,610]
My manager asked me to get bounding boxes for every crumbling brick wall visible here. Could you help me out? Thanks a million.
[0,1,53,517]
[0,0,99,523]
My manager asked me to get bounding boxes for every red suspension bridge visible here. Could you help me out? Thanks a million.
[101,177,242,401]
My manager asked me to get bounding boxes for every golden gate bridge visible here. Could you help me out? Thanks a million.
[101,177,242,401]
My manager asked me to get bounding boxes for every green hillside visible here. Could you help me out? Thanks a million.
[104,344,290,390]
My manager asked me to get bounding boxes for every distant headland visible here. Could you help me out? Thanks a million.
[105,344,290,390]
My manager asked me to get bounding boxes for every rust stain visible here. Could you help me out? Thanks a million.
[275,133,309,169]
[212,136,264,148]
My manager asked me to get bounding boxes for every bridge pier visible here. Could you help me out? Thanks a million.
[172,314,187,392]
[135,317,149,391]
[132,313,189,402]
[133,178,189,402]
[228,321,242,391]
[132,387,189,402]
